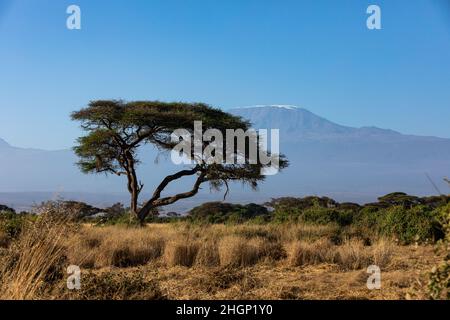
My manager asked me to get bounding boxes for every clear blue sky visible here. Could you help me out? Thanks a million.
[0,0,449,150]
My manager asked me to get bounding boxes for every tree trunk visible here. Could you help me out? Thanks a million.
[123,150,140,219]
[137,201,155,224]
[129,172,139,214]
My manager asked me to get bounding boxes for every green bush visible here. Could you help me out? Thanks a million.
[428,203,450,299]
[189,202,270,224]
[377,205,442,243]
[94,212,163,226]
[183,194,449,244]
[353,206,383,229]
[269,194,447,243]
[248,215,272,224]
[300,207,353,227]
[0,211,29,239]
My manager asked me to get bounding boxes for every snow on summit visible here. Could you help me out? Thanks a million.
[235,105,300,110]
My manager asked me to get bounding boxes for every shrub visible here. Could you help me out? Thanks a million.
[428,203,450,299]
[0,211,29,240]
[300,207,353,226]
[0,205,15,213]
[353,206,383,229]
[378,205,441,243]
[93,204,160,226]
[189,202,269,224]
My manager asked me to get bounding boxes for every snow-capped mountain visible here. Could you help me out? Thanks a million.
[231,105,424,140]
[232,105,355,137]
[230,105,450,199]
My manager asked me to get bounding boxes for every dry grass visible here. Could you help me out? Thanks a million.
[288,239,336,266]
[371,239,395,267]
[60,270,166,300]
[195,240,220,267]
[0,220,440,300]
[218,236,262,267]
[0,215,73,299]
[336,239,375,270]
[67,226,165,268]
[0,230,9,248]
[336,239,394,270]
[287,238,394,270]
[164,238,200,267]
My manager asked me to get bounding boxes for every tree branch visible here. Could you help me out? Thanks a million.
[149,166,201,202]
[153,171,207,207]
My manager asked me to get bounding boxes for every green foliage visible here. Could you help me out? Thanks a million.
[96,212,141,227]
[353,206,382,229]
[267,196,337,210]
[300,207,353,227]
[267,194,448,244]
[428,203,450,299]
[377,192,421,208]
[191,195,445,246]
[377,205,441,243]
[94,211,156,227]
[247,215,271,224]
[71,100,260,177]
[189,202,269,224]
[0,205,15,213]
[91,203,169,226]
[0,211,34,240]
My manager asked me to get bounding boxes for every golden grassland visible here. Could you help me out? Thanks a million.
[0,217,440,300]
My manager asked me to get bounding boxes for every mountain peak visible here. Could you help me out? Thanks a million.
[231,104,353,137]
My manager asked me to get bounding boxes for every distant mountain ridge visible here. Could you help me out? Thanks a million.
[0,138,10,148]
[231,105,415,140]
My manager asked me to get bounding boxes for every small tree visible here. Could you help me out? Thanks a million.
[71,100,287,223]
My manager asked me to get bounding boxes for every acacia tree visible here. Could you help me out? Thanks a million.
[71,100,287,223]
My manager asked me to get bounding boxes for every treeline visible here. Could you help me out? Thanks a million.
[186,193,450,244]
[1,192,450,244]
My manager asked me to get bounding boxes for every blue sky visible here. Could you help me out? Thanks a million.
[0,0,449,150]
